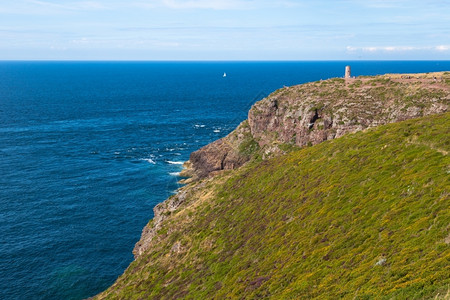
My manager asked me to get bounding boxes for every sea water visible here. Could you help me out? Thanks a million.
[1,61,449,299]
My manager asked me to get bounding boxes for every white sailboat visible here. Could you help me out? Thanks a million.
[223,72,227,77]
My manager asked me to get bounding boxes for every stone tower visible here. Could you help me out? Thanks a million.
[345,65,351,79]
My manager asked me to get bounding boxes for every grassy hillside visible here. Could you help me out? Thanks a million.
[97,113,449,299]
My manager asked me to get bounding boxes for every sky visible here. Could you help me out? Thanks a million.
[0,0,449,60]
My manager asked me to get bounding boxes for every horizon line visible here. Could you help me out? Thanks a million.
[1,59,449,62]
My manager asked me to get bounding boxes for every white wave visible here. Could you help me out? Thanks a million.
[169,172,181,176]
[141,158,156,164]
[194,124,206,128]
[213,129,221,133]
[167,161,184,165]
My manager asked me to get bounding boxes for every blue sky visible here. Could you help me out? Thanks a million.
[0,0,449,60]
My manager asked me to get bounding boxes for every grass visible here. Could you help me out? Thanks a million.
[96,112,449,299]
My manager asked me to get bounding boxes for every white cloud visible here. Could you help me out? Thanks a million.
[364,47,378,52]
[435,45,450,51]
[362,0,406,8]
[71,37,90,45]
[0,0,111,14]
[0,0,301,13]
[28,0,108,11]
[346,45,450,52]
[129,0,256,10]
[354,0,439,9]
[160,0,244,10]
[382,46,416,52]
[148,0,302,10]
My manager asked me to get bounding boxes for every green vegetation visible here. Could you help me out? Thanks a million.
[368,77,393,85]
[349,80,363,88]
[238,134,260,158]
[278,142,300,153]
[97,113,449,299]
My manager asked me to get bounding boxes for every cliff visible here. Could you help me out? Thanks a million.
[184,72,449,179]
[96,72,450,299]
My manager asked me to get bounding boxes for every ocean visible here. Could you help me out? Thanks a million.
[1,61,449,299]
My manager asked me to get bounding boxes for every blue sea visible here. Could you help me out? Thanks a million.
[1,61,449,299]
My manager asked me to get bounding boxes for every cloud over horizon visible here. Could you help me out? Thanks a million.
[346,45,450,53]
[0,0,449,60]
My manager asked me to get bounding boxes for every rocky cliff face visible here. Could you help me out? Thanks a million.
[181,120,259,181]
[133,176,222,258]
[133,189,188,258]
[187,72,449,179]
[134,72,449,259]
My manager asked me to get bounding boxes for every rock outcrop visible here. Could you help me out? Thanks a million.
[183,120,259,180]
[133,180,209,258]
[187,72,449,178]
[133,190,187,258]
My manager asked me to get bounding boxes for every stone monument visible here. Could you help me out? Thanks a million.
[345,65,351,79]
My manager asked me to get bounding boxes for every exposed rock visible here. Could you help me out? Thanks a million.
[188,120,257,179]
[375,257,387,266]
[445,233,450,245]
[133,178,213,258]
[187,73,449,178]
[170,241,184,254]
[133,185,193,258]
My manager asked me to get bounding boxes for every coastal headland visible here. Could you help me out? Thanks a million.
[96,72,449,299]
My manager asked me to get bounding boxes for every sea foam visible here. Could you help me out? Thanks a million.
[141,158,156,164]
[167,161,184,165]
